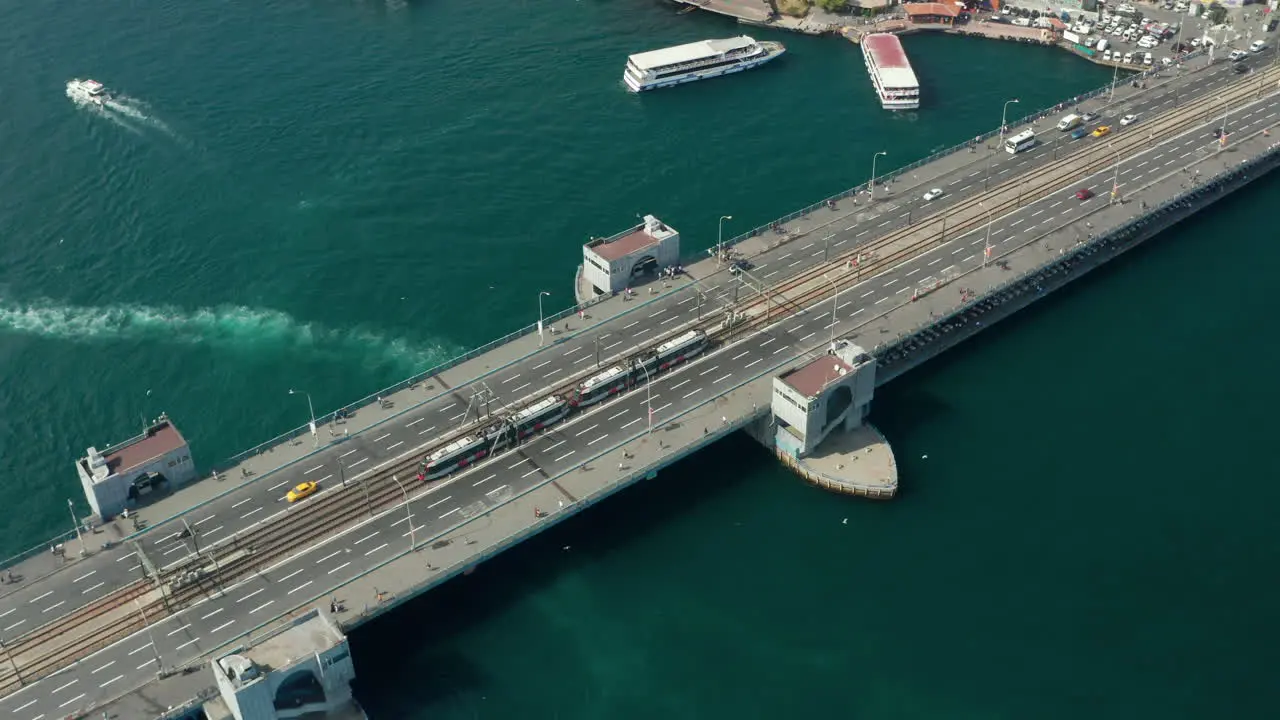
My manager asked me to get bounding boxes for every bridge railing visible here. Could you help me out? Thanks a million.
[718,49,1209,252]
[0,529,79,577]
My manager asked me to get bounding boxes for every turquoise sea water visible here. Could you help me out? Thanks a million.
[1,1,1277,717]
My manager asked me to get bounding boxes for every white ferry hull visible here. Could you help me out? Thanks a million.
[624,43,784,93]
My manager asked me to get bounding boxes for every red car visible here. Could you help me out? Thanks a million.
[1075,188,1094,200]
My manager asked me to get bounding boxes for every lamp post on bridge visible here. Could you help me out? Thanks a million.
[822,273,840,348]
[717,215,733,267]
[986,98,1019,190]
[288,389,316,447]
[639,362,653,435]
[391,475,415,550]
[980,201,994,268]
[869,151,888,202]
[537,291,551,345]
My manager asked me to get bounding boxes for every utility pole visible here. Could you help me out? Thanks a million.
[0,638,23,686]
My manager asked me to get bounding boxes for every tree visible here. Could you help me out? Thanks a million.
[1207,2,1227,25]
[815,0,847,11]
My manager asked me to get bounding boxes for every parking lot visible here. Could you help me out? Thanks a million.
[993,0,1259,70]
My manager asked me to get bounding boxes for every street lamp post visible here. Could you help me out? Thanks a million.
[595,336,602,368]
[135,599,163,673]
[68,499,85,557]
[717,215,733,267]
[639,362,653,434]
[822,273,840,347]
[869,151,888,202]
[1109,143,1122,205]
[987,98,1019,189]
[288,389,316,447]
[537,291,551,345]
[981,202,994,267]
[391,475,415,549]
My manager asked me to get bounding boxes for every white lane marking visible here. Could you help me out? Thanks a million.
[521,467,541,478]
[418,425,437,435]
[406,417,426,427]
[439,508,460,519]
[128,644,152,656]
[269,479,290,491]
[800,332,816,342]
[166,624,191,637]
[348,457,369,468]
[30,591,53,604]
[607,409,629,420]
[202,608,224,621]
[91,660,116,674]
[100,673,124,688]
[116,552,137,562]
[427,496,452,510]
[507,458,529,469]
[713,373,733,384]
[353,531,381,545]
[699,365,720,376]
[670,379,691,390]
[279,568,304,583]
[683,387,703,399]
[194,515,217,527]
[731,350,750,360]
[861,291,874,298]
[60,692,86,708]
[621,418,643,429]
[545,439,566,451]
[288,580,314,595]
[328,562,351,575]
[575,424,599,437]
[744,359,762,369]
[364,543,389,556]
[237,588,265,604]
[340,449,358,458]
[502,374,522,384]
[473,473,497,487]
[240,506,263,520]
[305,464,324,475]
[73,570,97,583]
[211,620,236,634]
[317,550,342,563]
[623,321,640,330]
[554,450,576,463]
[387,441,404,451]
[52,678,77,693]
[176,636,202,650]
[588,434,609,446]
[82,581,105,595]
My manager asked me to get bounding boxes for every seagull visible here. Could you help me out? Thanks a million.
[841,518,848,525]
[921,454,929,459]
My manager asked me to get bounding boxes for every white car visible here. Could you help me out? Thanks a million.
[1161,56,1173,66]
[1120,114,1139,126]
[1123,51,1134,63]
[1229,49,1248,62]
[1143,52,1154,65]
[1250,40,1267,53]
[922,188,944,202]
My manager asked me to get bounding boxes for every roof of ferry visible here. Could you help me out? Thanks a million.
[628,36,756,71]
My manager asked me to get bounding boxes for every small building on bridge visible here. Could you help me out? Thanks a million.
[580,214,680,299]
[75,413,197,519]
[771,340,877,457]
[209,608,362,720]
[904,2,959,24]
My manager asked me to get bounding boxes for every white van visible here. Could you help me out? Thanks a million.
[1143,52,1154,65]
[1250,40,1267,53]
[1057,114,1083,131]
[1096,38,1110,52]
[1012,17,1032,27]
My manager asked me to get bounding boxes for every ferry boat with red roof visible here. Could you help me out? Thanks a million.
[861,34,920,110]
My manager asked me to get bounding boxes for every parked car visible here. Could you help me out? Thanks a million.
[922,188,944,202]
[1120,114,1139,126]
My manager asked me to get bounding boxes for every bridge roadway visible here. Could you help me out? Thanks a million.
[4,58,1277,719]
[0,50,1255,650]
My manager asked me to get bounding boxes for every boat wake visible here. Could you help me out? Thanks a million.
[104,96,176,137]
[0,298,453,373]
[65,80,178,139]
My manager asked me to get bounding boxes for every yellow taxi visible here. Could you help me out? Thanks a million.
[1092,125,1112,138]
[286,481,318,503]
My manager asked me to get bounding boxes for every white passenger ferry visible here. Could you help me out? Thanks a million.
[861,34,920,110]
[623,36,785,93]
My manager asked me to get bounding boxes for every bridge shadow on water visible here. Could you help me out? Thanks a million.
[346,431,766,711]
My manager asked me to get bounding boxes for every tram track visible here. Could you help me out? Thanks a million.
[2,66,1274,696]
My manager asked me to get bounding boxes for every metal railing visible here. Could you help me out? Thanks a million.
[0,530,78,577]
